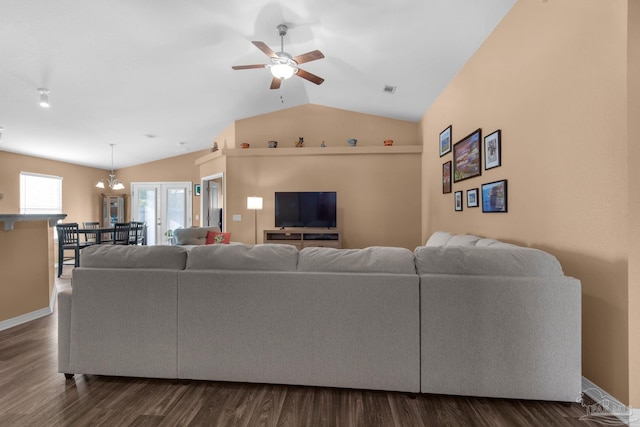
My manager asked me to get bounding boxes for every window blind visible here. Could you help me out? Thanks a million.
[20,172,63,214]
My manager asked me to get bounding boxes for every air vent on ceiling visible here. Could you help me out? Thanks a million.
[383,85,397,94]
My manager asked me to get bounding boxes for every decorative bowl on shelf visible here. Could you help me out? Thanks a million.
[384,139,394,146]
[347,138,357,146]
[268,140,278,148]
[240,143,250,149]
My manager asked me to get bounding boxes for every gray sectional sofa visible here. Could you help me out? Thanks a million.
[58,231,582,402]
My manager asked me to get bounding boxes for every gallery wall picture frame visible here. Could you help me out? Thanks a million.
[454,191,463,211]
[439,125,452,157]
[484,129,502,170]
[481,179,508,213]
[467,188,479,208]
[442,161,452,194]
[453,128,482,182]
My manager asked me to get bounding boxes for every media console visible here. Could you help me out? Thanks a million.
[263,229,342,249]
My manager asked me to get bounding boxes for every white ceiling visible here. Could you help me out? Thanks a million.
[0,0,516,170]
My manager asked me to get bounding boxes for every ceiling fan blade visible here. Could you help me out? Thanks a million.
[296,68,325,85]
[252,41,278,58]
[232,64,266,70]
[292,50,324,65]
[270,77,282,90]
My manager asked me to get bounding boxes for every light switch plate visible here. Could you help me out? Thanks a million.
[233,214,241,221]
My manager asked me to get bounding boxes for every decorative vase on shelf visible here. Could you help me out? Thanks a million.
[295,137,304,148]
[384,139,394,146]
[240,143,250,149]
[321,141,326,147]
[268,140,278,148]
[347,138,357,146]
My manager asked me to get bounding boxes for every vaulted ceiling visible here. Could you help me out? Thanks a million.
[0,0,516,170]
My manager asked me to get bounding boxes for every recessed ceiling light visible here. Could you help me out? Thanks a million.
[37,88,50,108]
[383,85,397,94]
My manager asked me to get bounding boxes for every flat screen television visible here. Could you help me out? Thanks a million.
[274,191,337,228]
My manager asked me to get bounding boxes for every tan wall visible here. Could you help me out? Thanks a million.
[628,0,640,407]
[421,0,632,404]
[218,153,422,249]
[116,149,210,226]
[0,150,107,222]
[0,221,51,322]
[203,104,423,249]
[236,104,420,149]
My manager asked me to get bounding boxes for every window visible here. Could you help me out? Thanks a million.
[20,172,63,214]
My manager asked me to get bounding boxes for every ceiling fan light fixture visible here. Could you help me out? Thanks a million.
[268,55,298,80]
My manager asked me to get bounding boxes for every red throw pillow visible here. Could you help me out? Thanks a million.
[206,231,231,244]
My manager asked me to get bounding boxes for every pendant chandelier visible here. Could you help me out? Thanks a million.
[96,144,125,190]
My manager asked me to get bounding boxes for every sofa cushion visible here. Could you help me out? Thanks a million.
[446,234,481,246]
[173,227,221,245]
[79,244,188,269]
[298,246,416,274]
[186,243,299,271]
[425,231,453,247]
[414,246,564,277]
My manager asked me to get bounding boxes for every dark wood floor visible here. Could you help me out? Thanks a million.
[0,273,617,426]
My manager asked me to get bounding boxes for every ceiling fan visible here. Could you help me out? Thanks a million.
[232,24,325,90]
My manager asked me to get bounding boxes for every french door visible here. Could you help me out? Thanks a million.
[131,182,192,245]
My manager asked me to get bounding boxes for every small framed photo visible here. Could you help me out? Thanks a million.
[194,184,201,196]
[453,128,482,182]
[439,125,452,157]
[482,179,508,213]
[454,191,463,211]
[467,188,479,208]
[484,129,501,170]
[442,161,452,194]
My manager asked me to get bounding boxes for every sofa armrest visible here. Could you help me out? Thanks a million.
[420,274,581,401]
[57,288,72,375]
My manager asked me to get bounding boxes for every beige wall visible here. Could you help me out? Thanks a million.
[116,149,210,226]
[0,150,107,222]
[236,104,420,149]
[628,0,640,407]
[0,221,52,322]
[421,0,635,405]
[203,104,423,249]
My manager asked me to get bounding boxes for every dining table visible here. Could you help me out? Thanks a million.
[78,226,117,244]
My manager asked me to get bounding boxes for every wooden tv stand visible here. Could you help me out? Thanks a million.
[263,229,342,249]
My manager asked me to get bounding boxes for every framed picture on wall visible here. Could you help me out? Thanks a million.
[439,125,452,157]
[484,129,502,170]
[481,179,508,212]
[467,188,479,208]
[453,128,482,182]
[442,161,452,194]
[454,191,463,211]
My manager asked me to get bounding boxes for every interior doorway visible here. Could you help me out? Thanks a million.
[201,173,224,230]
[131,182,192,245]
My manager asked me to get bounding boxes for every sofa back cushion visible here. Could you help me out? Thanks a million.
[414,246,564,277]
[298,246,416,274]
[173,227,221,245]
[186,243,299,271]
[80,244,188,269]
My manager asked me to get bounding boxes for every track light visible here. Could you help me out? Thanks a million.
[37,88,50,108]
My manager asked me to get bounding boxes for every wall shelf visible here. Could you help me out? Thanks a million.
[196,145,422,164]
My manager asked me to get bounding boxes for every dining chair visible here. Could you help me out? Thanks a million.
[56,223,91,277]
[128,221,146,245]
[82,221,100,244]
[113,222,131,245]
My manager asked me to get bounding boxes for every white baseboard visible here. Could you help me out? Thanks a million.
[582,376,639,426]
[0,286,57,332]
